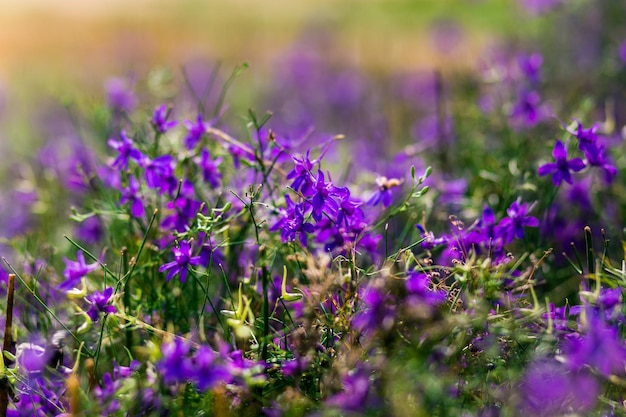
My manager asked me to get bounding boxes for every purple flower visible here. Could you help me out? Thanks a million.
[498,198,539,241]
[510,90,547,127]
[59,250,99,291]
[367,176,403,207]
[158,338,193,384]
[107,130,144,171]
[192,346,230,391]
[286,150,317,195]
[85,287,116,322]
[195,148,223,188]
[270,195,316,247]
[159,239,202,283]
[144,154,177,195]
[151,105,178,134]
[105,77,137,113]
[183,114,207,149]
[564,309,626,377]
[310,170,341,222]
[119,175,145,218]
[582,143,617,184]
[538,140,585,186]
[575,122,600,153]
[517,53,542,83]
[519,359,598,416]
[326,366,380,412]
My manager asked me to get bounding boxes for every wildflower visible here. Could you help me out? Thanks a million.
[510,89,546,127]
[195,148,223,188]
[538,140,585,186]
[183,114,207,149]
[498,198,539,241]
[158,338,194,384]
[159,239,202,283]
[564,308,626,377]
[105,77,137,113]
[144,154,177,195]
[59,250,99,291]
[85,287,116,322]
[517,53,542,83]
[582,143,617,183]
[192,346,230,391]
[310,170,341,221]
[575,122,600,153]
[519,359,597,416]
[270,195,315,247]
[367,176,403,207]
[107,130,144,171]
[119,175,145,218]
[151,104,178,133]
[286,150,317,195]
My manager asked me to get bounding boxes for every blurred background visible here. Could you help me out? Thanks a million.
[0,0,534,98]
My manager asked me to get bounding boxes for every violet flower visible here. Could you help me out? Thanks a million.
[183,114,207,149]
[195,148,223,188]
[105,77,137,113]
[192,346,230,391]
[59,250,99,291]
[151,105,178,134]
[85,287,116,322]
[107,130,144,171]
[158,338,193,384]
[159,239,202,283]
[119,175,145,218]
[144,154,177,195]
[564,309,626,377]
[270,195,315,247]
[582,143,617,183]
[498,198,539,241]
[538,140,585,187]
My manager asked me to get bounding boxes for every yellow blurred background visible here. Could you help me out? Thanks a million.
[0,0,522,88]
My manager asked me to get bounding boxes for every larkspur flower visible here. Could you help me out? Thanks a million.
[107,130,144,171]
[564,308,626,377]
[85,287,116,322]
[184,114,207,149]
[582,142,617,183]
[144,154,177,195]
[151,104,178,133]
[367,176,403,207]
[105,77,137,113]
[195,148,223,188]
[158,338,193,384]
[270,195,315,247]
[59,250,99,291]
[538,140,585,186]
[498,198,539,241]
[159,239,202,283]
[119,175,145,218]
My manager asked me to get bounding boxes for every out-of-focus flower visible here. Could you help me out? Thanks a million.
[105,77,137,113]
[107,130,144,171]
[151,104,178,133]
[498,198,539,241]
[565,309,626,377]
[519,359,598,416]
[195,148,223,188]
[184,114,207,149]
[538,140,585,187]
[59,250,99,291]
[158,338,194,384]
[119,175,145,218]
